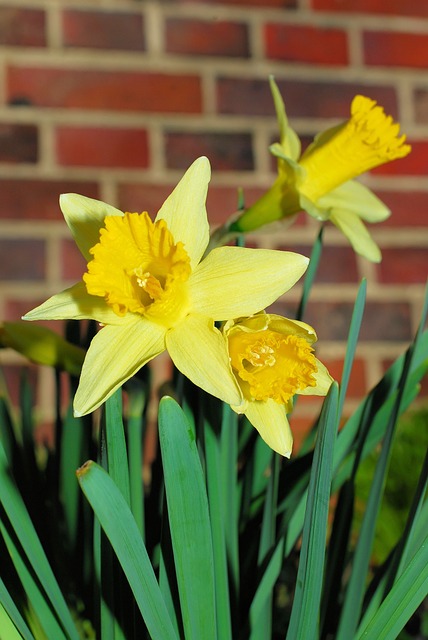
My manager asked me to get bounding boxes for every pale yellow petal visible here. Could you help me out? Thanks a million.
[330,209,382,262]
[298,359,334,396]
[74,318,166,416]
[155,157,211,269]
[166,314,243,406]
[244,399,293,457]
[317,181,391,223]
[269,76,301,162]
[60,193,123,261]
[189,247,308,320]
[22,282,126,325]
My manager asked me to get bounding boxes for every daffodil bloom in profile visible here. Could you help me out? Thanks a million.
[229,78,411,262]
[223,312,333,457]
[23,157,309,417]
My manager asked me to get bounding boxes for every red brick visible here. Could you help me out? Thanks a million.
[62,9,145,51]
[0,124,38,163]
[364,31,428,69]
[0,7,46,47]
[312,0,428,18]
[61,239,87,281]
[322,358,367,397]
[265,23,349,66]
[373,191,428,227]
[377,248,428,285]
[164,131,254,171]
[165,18,249,57]
[7,67,202,114]
[56,127,149,168]
[372,141,428,177]
[0,239,45,280]
[216,77,398,119]
[0,179,99,220]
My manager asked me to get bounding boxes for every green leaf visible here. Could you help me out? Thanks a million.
[286,382,339,640]
[204,419,233,640]
[158,397,217,640]
[0,442,79,640]
[355,534,428,640]
[77,460,178,640]
[103,389,130,505]
[0,576,35,640]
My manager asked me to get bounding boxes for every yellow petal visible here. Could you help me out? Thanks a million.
[166,314,243,406]
[298,359,333,396]
[60,194,124,261]
[22,282,126,325]
[155,157,211,269]
[317,181,391,223]
[243,399,293,457]
[329,209,382,262]
[189,247,308,320]
[74,318,166,416]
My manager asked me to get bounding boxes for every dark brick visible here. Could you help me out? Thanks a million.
[0,179,99,220]
[164,131,254,171]
[62,9,145,51]
[56,127,149,168]
[414,88,428,124]
[377,248,428,284]
[312,0,428,17]
[276,244,359,283]
[7,67,202,114]
[265,23,349,66]
[270,300,412,342]
[0,7,46,47]
[165,18,249,57]
[216,77,399,119]
[0,239,45,280]
[61,239,87,281]
[373,190,428,227]
[0,124,38,163]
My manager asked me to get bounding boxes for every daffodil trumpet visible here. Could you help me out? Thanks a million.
[23,157,309,418]
[223,312,333,457]
[226,78,411,262]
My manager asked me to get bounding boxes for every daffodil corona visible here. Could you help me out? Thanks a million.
[229,79,411,262]
[224,313,333,457]
[23,157,309,418]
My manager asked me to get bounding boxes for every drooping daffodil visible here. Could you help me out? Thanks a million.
[227,77,411,262]
[223,311,333,457]
[23,157,309,417]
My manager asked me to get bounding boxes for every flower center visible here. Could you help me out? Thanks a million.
[228,328,317,404]
[84,212,192,326]
[298,95,411,202]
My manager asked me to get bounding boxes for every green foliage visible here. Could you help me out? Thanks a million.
[1,238,427,640]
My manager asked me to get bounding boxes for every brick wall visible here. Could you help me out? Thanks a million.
[0,0,427,432]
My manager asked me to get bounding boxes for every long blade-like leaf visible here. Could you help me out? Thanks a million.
[158,397,217,640]
[77,460,178,640]
[286,382,339,640]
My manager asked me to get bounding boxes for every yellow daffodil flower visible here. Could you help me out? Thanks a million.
[23,157,309,416]
[229,78,411,262]
[223,312,333,457]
